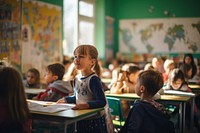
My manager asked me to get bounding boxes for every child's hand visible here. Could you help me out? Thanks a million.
[56,98,66,104]
[72,103,89,110]
[32,96,37,100]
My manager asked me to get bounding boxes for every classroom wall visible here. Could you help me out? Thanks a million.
[99,0,200,60]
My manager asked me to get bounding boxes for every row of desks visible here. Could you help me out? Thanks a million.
[106,92,195,133]
[26,87,196,133]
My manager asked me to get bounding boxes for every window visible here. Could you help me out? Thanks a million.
[63,0,95,56]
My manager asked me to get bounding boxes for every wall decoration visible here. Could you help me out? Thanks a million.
[0,0,21,69]
[119,18,200,54]
[105,16,114,62]
[21,0,62,75]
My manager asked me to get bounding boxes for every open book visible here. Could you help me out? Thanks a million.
[27,100,75,113]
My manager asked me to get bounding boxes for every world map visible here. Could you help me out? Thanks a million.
[119,18,200,54]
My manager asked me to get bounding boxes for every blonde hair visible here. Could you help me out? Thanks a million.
[74,44,101,77]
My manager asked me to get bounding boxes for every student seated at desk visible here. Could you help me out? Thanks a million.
[32,63,73,102]
[23,68,41,99]
[0,67,32,133]
[109,64,141,118]
[23,68,40,88]
[120,70,175,133]
[163,68,200,132]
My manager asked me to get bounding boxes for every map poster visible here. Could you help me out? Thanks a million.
[21,0,62,75]
[119,18,200,54]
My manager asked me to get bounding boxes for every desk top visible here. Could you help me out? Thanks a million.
[189,84,200,89]
[31,107,103,119]
[106,93,191,102]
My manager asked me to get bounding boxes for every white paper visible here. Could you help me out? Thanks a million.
[27,100,75,113]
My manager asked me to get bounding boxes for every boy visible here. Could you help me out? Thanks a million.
[121,70,175,133]
[33,63,73,102]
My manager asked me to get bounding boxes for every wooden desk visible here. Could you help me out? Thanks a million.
[31,107,103,133]
[106,93,193,133]
[189,84,200,93]
[25,88,46,94]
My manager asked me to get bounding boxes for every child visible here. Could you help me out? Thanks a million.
[57,45,108,133]
[163,68,200,131]
[120,70,175,133]
[180,53,197,79]
[163,68,191,92]
[163,59,175,84]
[180,63,193,83]
[32,63,73,102]
[23,68,40,88]
[0,67,31,132]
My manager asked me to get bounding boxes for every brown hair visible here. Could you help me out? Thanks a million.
[73,44,101,77]
[0,67,30,122]
[138,70,163,96]
[46,63,65,80]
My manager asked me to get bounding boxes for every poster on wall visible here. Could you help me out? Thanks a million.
[0,0,21,69]
[119,18,200,54]
[21,0,62,75]
[105,16,114,62]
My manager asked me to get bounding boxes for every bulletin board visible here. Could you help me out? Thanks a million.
[21,0,62,75]
[0,0,21,69]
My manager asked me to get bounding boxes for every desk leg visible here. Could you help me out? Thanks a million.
[190,98,194,133]
[64,123,67,133]
[179,102,183,133]
[183,102,186,133]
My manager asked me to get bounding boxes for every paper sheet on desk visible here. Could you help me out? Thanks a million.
[28,100,75,113]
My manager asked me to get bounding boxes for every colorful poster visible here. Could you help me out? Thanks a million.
[0,0,21,69]
[105,16,114,62]
[119,18,200,54]
[21,0,62,75]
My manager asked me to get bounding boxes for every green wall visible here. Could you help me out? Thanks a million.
[100,0,200,58]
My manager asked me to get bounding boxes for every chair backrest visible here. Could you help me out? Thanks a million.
[106,97,124,123]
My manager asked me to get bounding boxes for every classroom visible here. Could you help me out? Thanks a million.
[0,0,200,133]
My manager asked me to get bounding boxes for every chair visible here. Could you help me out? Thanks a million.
[106,97,125,131]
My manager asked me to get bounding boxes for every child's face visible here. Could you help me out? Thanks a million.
[171,79,183,90]
[26,72,37,85]
[185,56,192,64]
[128,71,140,84]
[44,70,56,84]
[74,53,94,72]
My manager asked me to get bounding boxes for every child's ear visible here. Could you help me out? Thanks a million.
[53,75,58,81]
[91,59,96,65]
[140,85,145,93]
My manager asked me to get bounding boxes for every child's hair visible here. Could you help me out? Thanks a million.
[73,44,101,77]
[168,68,186,84]
[163,59,175,71]
[27,68,40,84]
[144,63,154,71]
[46,63,65,80]
[125,65,140,83]
[138,70,163,96]
[0,67,30,121]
